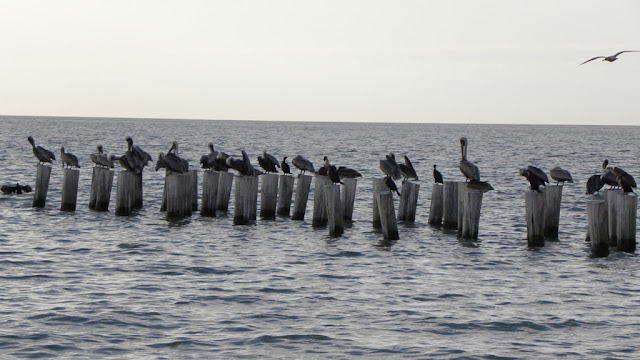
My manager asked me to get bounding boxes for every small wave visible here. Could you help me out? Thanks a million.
[258,287,296,294]
[248,334,333,344]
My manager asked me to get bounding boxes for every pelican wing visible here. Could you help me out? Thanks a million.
[579,56,604,65]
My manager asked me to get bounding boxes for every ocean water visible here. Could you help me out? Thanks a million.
[0,116,639,359]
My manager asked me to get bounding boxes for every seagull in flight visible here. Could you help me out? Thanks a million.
[580,50,640,65]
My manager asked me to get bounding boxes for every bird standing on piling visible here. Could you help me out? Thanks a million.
[519,168,544,193]
[156,151,187,173]
[291,155,315,175]
[618,174,636,194]
[467,180,494,193]
[433,165,443,184]
[126,136,152,168]
[328,165,344,185]
[200,143,218,169]
[527,166,549,185]
[263,149,280,169]
[600,159,618,188]
[281,157,291,175]
[550,167,573,185]
[380,153,401,180]
[459,137,480,182]
[613,167,636,190]
[60,147,81,169]
[384,176,401,196]
[585,174,605,195]
[27,136,56,164]
[258,155,279,173]
[399,156,418,183]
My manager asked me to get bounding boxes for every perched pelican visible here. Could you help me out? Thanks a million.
[600,159,618,188]
[380,153,401,180]
[242,150,257,176]
[336,166,362,179]
[90,144,104,167]
[27,136,56,164]
[119,138,143,173]
[258,155,279,173]
[580,51,639,65]
[200,143,218,169]
[527,166,549,184]
[618,174,636,194]
[213,152,230,172]
[613,167,636,189]
[398,155,418,183]
[263,149,280,169]
[315,156,330,176]
[327,165,344,185]
[156,152,187,173]
[291,155,315,175]
[550,167,573,185]
[281,157,291,175]
[126,136,152,168]
[384,176,401,196]
[60,147,81,168]
[459,137,480,182]
[227,150,254,176]
[585,174,605,195]
[433,165,443,184]
[519,168,544,193]
[467,180,494,193]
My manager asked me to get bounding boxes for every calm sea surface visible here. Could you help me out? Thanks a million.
[0,116,639,359]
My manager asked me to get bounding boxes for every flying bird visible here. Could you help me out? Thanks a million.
[580,51,640,65]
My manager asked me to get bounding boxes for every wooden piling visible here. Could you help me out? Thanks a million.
[166,172,191,219]
[457,182,467,237]
[312,175,332,227]
[160,170,168,211]
[60,168,80,212]
[233,176,258,225]
[91,168,114,211]
[341,177,357,221]
[398,181,420,222]
[585,194,606,243]
[324,184,344,237]
[190,169,198,211]
[201,170,219,217]
[377,191,399,240]
[442,181,458,229]
[277,175,295,217]
[291,174,312,220]
[134,172,143,209]
[260,173,279,219]
[216,171,234,212]
[32,164,52,208]
[525,191,545,247]
[543,185,563,238]
[616,193,637,253]
[587,200,609,257]
[461,190,483,240]
[371,178,387,228]
[606,189,623,247]
[428,183,444,226]
[115,170,137,216]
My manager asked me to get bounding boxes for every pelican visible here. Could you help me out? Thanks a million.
[90,144,104,167]
[200,143,218,169]
[399,155,418,183]
[580,51,640,65]
[263,149,280,169]
[618,174,636,194]
[155,152,187,173]
[27,136,56,164]
[336,166,362,178]
[213,152,230,172]
[433,165,443,184]
[119,138,143,173]
[585,174,605,195]
[380,153,401,180]
[258,155,279,173]
[467,180,494,193]
[291,155,315,175]
[281,157,291,175]
[126,136,152,168]
[384,176,401,196]
[600,159,618,188]
[519,168,544,193]
[315,156,331,176]
[527,166,549,184]
[613,167,636,189]
[550,167,573,185]
[459,137,480,182]
[60,147,81,168]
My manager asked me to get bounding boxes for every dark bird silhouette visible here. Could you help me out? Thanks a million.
[600,159,618,188]
[527,166,549,185]
[613,167,636,189]
[336,166,361,179]
[263,149,280,169]
[384,176,401,196]
[155,151,188,173]
[585,174,605,195]
[550,166,573,185]
[27,136,56,164]
[467,180,494,193]
[459,137,480,182]
[281,157,291,175]
[126,136,152,168]
[618,174,636,194]
[200,143,218,169]
[520,168,544,193]
[60,147,81,168]
[433,165,443,184]
[258,155,279,173]
[213,151,230,172]
[580,51,640,65]
[227,150,255,176]
[327,165,344,185]
[380,153,401,180]
[399,155,418,183]
[291,155,315,175]
[1,184,32,194]
[315,156,331,176]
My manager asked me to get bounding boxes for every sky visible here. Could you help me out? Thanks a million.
[1,0,639,125]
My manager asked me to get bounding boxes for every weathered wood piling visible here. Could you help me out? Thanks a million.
[428,183,443,226]
[543,185,563,238]
[277,175,295,217]
[324,184,344,237]
[585,194,606,243]
[89,167,114,211]
[291,174,312,220]
[216,171,234,212]
[341,178,357,221]
[616,193,637,253]
[60,168,80,212]
[377,191,399,240]
[312,175,332,227]
[134,172,143,209]
[259,173,279,219]
[461,190,483,240]
[32,164,52,208]
[371,178,387,228]
[442,181,458,229]
[397,181,419,222]
[166,172,192,219]
[456,182,467,237]
[233,175,258,225]
[115,170,138,216]
[190,169,198,211]
[606,189,623,247]
[201,170,219,217]
[525,191,545,247]
[587,199,609,257]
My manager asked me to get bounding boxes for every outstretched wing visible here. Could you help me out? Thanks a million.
[579,56,604,65]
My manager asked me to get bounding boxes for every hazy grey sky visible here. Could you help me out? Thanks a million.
[1,0,639,124]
